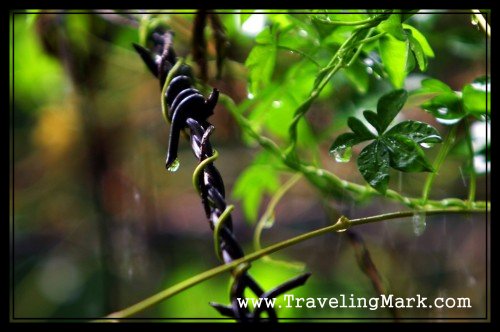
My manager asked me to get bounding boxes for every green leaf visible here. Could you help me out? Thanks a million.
[378,14,407,41]
[255,26,274,43]
[245,27,278,95]
[347,117,377,139]
[363,110,382,134]
[329,132,367,154]
[245,44,277,95]
[309,15,357,40]
[409,78,453,108]
[251,61,317,148]
[462,76,490,117]
[405,49,416,73]
[240,13,253,26]
[344,59,369,93]
[376,89,408,132]
[419,78,453,94]
[382,135,434,172]
[232,163,280,223]
[379,35,410,88]
[402,24,434,57]
[385,120,442,145]
[400,10,420,23]
[357,140,390,194]
[421,92,464,125]
[407,32,427,71]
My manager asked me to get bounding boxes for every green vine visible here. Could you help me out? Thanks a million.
[104,206,487,320]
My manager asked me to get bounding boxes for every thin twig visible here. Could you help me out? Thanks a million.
[103,207,487,319]
[472,10,490,37]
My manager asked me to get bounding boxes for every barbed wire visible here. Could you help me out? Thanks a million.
[133,29,311,322]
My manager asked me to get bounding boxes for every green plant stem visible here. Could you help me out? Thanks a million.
[213,205,235,261]
[254,173,302,251]
[464,118,477,204]
[346,28,375,67]
[277,45,321,67]
[103,206,487,319]
[312,11,392,26]
[160,58,186,125]
[421,126,457,204]
[286,60,342,148]
[287,17,386,149]
[192,149,219,194]
[472,10,490,37]
[219,93,490,211]
[253,172,306,270]
[353,32,387,46]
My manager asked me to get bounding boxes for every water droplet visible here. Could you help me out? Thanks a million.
[436,117,461,125]
[412,211,427,236]
[437,107,448,115]
[420,142,435,149]
[471,81,487,91]
[298,29,308,37]
[366,67,374,75]
[330,145,352,163]
[363,58,374,66]
[335,216,350,232]
[272,100,282,108]
[471,15,479,26]
[247,92,254,100]
[264,216,275,229]
[167,159,180,172]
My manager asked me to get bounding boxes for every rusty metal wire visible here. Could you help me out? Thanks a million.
[133,30,310,322]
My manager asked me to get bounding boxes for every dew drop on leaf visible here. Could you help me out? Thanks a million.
[436,117,462,125]
[412,211,427,236]
[298,29,308,37]
[437,107,448,115]
[331,145,352,163]
[420,142,435,149]
[471,14,479,26]
[167,158,181,172]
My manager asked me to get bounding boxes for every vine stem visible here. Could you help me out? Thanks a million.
[253,174,302,252]
[464,118,477,204]
[253,174,304,270]
[219,93,489,211]
[103,207,487,319]
[472,10,490,37]
[421,126,457,204]
[311,11,392,27]
[287,15,386,149]
[277,45,321,67]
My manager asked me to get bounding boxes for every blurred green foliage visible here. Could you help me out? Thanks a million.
[12,10,489,320]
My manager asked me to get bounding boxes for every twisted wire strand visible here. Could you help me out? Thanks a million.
[133,30,311,322]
